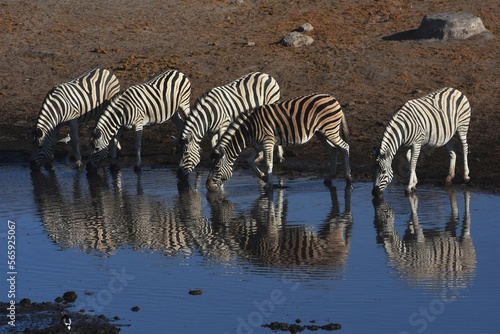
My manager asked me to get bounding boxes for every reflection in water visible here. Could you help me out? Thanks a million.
[31,170,352,274]
[372,189,476,289]
[31,171,195,255]
[206,186,352,272]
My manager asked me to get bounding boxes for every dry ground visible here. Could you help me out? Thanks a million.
[1,0,499,191]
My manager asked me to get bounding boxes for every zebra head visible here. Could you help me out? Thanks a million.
[372,148,394,197]
[206,147,233,192]
[177,132,202,180]
[30,127,54,171]
[86,128,109,172]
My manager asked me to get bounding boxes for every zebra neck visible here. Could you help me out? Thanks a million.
[98,113,123,148]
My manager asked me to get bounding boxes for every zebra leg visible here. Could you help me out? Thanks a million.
[458,128,470,183]
[407,144,422,195]
[68,120,83,169]
[277,145,285,163]
[444,140,457,185]
[263,143,275,189]
[109,129,124,171]
[248,149,266,181]
[134,126,144,173]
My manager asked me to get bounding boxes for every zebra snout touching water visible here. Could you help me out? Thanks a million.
[86,69,191,173]
[30,68,120,171]
[372,87,471,197]
[176,72,282,181]
[206,93,352,192]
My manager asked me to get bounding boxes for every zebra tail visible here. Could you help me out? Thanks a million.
[341,113,350,144]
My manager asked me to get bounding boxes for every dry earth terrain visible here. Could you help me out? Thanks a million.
[1,0,499,191]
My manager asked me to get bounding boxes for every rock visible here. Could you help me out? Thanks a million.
[62,291,78,303]
[415,12,491,40]
[131,305,140,312]
[295,22,314,32]
[280,31,314,47]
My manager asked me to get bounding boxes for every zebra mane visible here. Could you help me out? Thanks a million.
[215,105,257,157]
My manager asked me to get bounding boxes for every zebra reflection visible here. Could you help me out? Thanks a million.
[207,186,353,271]
[372,189,475,289]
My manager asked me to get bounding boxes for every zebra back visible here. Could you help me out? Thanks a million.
[178,72,280,175]
[379,87,471,159]
[215,93,346,165]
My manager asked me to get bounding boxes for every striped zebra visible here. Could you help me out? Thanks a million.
[206,93,352,191]
[86,69,191,173]
[177,72,282,180]
[372,87,471,197]
[30,68,120,171]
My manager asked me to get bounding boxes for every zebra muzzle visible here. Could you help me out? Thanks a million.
[177,167,189,180]
[372,185,382,197]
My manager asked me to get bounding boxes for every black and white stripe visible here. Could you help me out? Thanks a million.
[206,93,352,191]
[373,190,475,288]
[177,72,281,180]
[30,68,120,170]
[87,69,191,172]
[372,87,471,196]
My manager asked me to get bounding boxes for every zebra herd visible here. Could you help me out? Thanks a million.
[30,68,472,196]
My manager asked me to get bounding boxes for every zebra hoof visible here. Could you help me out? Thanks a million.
[134,165,142,174]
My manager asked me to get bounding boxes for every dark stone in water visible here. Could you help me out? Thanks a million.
[63,291,77,302]
[189,289,203,295]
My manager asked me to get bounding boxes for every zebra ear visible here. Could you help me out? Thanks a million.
[210,148,223,161]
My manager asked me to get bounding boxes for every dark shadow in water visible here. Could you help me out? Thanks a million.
[372,188,476,289]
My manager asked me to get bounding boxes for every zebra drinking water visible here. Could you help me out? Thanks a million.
[177,72,282,180]
[86,69,191,173]
[206,93,352,191]
[30,68,120,171]
[372,87,471,197]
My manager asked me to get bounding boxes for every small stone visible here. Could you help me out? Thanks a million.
[189,289,203,295]
[295,22,314,32]
[19,298,31,307]
[62,291,77,303]
[131,306,140,312]
[280,32,314,47]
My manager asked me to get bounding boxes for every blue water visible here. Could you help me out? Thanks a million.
[0,164,499,333]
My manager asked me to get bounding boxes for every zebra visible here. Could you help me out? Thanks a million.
[86,69,191,173]
[177,72,283,180]
[206,93,352,191]
[30,68,120,171]
[372,87,471,197]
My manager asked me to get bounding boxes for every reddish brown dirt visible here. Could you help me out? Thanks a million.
[1,0,499,191]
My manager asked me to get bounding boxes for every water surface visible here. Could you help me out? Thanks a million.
[0,164,498,333]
